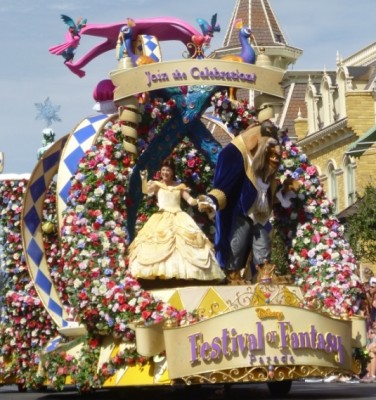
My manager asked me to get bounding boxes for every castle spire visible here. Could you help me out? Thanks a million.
[212,0,302,70]
[223,0,287,48]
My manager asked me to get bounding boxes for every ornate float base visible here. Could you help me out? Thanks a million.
[39,283,366,390]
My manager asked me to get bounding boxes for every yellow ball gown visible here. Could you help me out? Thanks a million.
[128,182,225,281]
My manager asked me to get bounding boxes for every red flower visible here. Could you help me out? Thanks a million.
[88,337,100,349]
[78,291,87,300]
[105,172,116,182]
[141,310,152,320]
[300,248,308,258]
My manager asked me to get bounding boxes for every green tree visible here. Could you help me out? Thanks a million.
[345,185,376,263]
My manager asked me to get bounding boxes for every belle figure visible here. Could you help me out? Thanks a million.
[128,157,225,283]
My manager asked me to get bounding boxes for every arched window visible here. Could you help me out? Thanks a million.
[320,73,334,127]
[336,66,349,120]
[305,80,319,134]
[327,162,338,213]
[343,155,356,207]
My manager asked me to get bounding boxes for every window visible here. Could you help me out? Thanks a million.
[305,81,319,134]
[343,156,356,207]
[320,74,334,127]
[336,67,349,120]
[327,162,338,213]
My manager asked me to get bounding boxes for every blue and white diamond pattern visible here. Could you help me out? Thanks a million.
[22,114,117,330]
[56,114,116,228]
[135,34,162,62]
[22,136,70,329]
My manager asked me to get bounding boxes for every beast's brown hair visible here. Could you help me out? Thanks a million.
[252,137,280,183]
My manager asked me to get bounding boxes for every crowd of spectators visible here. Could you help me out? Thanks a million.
[361,276,376,382]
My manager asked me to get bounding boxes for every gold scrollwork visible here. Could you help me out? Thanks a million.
[226,286,254,310]
[173,364,354,385]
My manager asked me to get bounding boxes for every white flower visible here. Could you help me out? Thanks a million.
[283,159,295,168]
[98,284,108,295]
[114,226,126,237]
[73,279,82,289]
[94,187,105,196]
[78,261,88,270]
[73,205,84,213]
[128,298,137,307]
[101,257,110,267]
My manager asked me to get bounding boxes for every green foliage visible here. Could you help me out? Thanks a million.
[0,268,9,304]
[270,229,290,276]
[345,185,376,263]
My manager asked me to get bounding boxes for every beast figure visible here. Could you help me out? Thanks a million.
[199,113,300,284]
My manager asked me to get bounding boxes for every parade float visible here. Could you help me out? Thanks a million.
[0,13,368,396]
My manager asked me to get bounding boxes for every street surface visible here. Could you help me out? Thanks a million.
[1,381,376,400]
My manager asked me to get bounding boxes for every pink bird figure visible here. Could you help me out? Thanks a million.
[49,15,87,63]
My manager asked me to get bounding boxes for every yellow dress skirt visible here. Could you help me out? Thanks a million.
[128,183,225,281]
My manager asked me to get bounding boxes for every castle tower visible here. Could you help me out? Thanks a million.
[212,0,302,70]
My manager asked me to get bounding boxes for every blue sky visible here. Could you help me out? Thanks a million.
[0,0,375,174]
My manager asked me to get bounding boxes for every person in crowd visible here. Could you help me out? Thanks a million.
[361,323,376,382]
[367,277,376,324]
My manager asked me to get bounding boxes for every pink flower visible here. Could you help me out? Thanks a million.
[306,165,317,176]
[312,232,321,244]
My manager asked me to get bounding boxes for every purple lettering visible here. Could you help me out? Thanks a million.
[200,341,211,361]
[210,337,222,360]
[257,322,265,350]
[279,322,291,348]
[221,329,230,356]
[290,332,299,349]
[336,336,344,364]
[188,332,202,363]
[310,325,317,349]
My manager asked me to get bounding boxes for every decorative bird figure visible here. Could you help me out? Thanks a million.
[49,15,87,63]
[223,20,255,64]
[117,18,156,66]
[222,20,256,100]
[196,13,221,45]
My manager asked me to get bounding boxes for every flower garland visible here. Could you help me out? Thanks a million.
[273,132,364,316]
[211,91,256,135]
[172,138,215,239]
[40,334,104,392]
[60,122,189,343]
[41,183,69,306]
[0,178,57,387]
[137,97,177,151]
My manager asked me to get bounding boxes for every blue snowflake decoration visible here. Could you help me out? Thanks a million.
[35,97,62,127]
